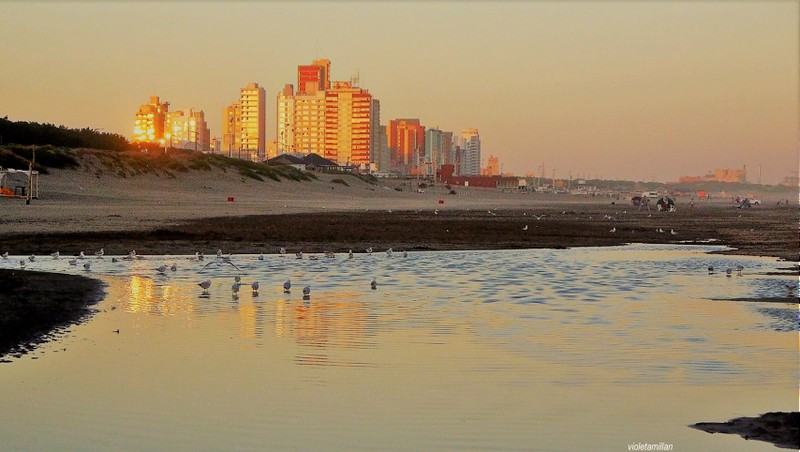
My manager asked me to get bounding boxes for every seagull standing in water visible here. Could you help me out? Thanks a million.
[251,281,259,296]
[79,251,87,259]
[302,285,311,299]
[28,254,36,262]
[95,248,104,258]
[2,251,8,259]
[370,278,377,290]
[279,247,287,256]
[231,282,241,298]
[83,261,91,271]
[19,259,25,269]
[283,279,291,294]
[348,250,354,259]
[156,264,168,274]
[386,248,393,257]
[68,259,78,266]
[198,279,211,295]
[170,263,177,272]
[707,265,714,275]
[51,251,60,259]
[258,253,264,261]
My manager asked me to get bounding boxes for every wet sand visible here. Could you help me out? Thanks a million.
[691,412,800,449]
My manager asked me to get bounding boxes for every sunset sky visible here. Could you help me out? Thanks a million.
[1,1,797,184]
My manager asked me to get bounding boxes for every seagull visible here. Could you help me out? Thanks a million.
[51,251,60,259]
[68,259,77,266]
[251,281,259,296]
[258,252,264,261]
[487,210,497,216]
[656,228,665,234]
[386,248,393,257]
[283,279,292,294]
[217,249,223,258]
[231,282,241,297]
[111,257,118,263]
[83,261,91,271]
[348,250,354,259]
[324,251,336,258]
[28,254,36,262]
[95,248,104,258]
[201,260,241,271]
[302,285,311,299]
[198,279,211,295]
[156,264,168,274]
[434,209,439,215]
[403,251,408,258]
[371,278,377,290]
[296,251,303,259]
[533,214,546,220]
[1,251,8,259]
[19,260,25,269]
[707,265,714,274]
[234,275,241,283]
[522,225,528,231]
[279,247,287,255]
[670,229,678,235]
[609,227,616,233]
[170,263,177,272]
[725,268,733,277]
[366,247,373,254]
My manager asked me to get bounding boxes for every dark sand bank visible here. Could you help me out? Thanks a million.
[2,204,798,263]
[691,412,800,449]
[0,269,104,360]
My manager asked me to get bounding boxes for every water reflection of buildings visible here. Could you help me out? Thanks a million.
[126,275,193,318]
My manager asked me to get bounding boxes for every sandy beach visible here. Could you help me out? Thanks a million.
[1,165,797,262]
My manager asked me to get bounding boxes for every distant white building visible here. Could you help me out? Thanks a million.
[461,128,480,176]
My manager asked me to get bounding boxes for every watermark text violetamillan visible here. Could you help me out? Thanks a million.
[627,442,673,451]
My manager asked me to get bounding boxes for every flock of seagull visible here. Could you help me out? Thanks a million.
[2,246,399,300]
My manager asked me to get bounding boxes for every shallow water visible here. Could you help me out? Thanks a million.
[0,245,796,451]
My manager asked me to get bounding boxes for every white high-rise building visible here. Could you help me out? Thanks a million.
[223,82,265,161]
[461,128,480,176]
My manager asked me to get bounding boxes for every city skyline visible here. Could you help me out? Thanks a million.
[1,1,796,184]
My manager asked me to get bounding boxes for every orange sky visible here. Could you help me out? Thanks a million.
[1,1,796,183]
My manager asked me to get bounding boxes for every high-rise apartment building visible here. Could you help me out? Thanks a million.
[276,59,382,168]
[484,155,500,176]
[387,119,425,174]
[425,128,454,177]
[166,109,211,151]
[324,81,373,166]
[222,82,266,161]
[370,99,381,168]
[221,103,241,157]
[132,96,169,144]
[461,128,481,176]
[276,84,295,155]
[297,59,331,95]
[294,90,327,155]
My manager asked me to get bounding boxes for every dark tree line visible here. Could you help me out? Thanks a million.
[0,116,130,151]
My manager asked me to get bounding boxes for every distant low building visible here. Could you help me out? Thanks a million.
[679,166,747,183]
[439,164,518,189]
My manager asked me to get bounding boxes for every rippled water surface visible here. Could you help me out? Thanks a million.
[1,245,796,451]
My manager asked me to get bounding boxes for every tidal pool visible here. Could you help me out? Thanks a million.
[0,245,796,451]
